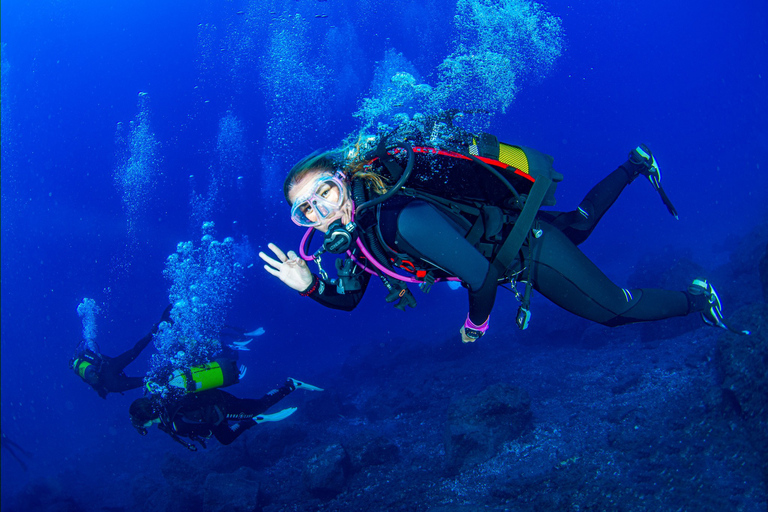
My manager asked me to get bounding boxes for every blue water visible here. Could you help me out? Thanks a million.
[2,0,767,509]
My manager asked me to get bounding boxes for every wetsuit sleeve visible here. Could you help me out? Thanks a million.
[396,201,497,325]
[302,271,372,311]
[467,265,501,326]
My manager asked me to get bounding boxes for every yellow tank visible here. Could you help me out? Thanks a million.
[73,358,93,379]
[167,358,239,393]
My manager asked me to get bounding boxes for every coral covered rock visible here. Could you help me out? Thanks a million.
[303,443,351,500]
[443,383,532,474]
[203,466,260,512]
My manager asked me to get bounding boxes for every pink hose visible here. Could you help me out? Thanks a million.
[296,201,460,285]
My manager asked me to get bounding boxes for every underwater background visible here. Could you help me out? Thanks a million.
[2,0,767,510]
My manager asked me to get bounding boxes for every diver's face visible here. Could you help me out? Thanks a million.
[289,170,352,233]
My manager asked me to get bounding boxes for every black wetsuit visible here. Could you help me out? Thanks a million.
[159,381,295,446]
[76,332,154,399]
[74,305,171,398]
[301,156,709,328]
[95,334,154,396]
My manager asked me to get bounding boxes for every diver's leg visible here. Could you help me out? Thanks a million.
[109,332,154,372]
[546,156,645,245]
[220,381,296,419]
[529,222,707,325]
[212,419,256,445]
[107,375,145,394]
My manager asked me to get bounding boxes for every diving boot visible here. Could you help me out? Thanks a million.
[289,378,324,392]
[688,278,725,328]
[629,144,661,188]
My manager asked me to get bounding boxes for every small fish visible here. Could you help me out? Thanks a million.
[315,14,329,18]
[236,11,245,15]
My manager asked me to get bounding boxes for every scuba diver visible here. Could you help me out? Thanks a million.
[70,305,172,399]
[129,377,323,450]
[260,115,749,342]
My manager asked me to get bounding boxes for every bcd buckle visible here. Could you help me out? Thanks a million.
[516,306,531,330]
[418,272,436,293]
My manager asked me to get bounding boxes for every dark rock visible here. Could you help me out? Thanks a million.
[443,383,532,474]
[712,222,768,311]
[727,224,768,282]
[611,373,642,395]
[300,390,359,423]
[303,443,351,500]
[203,467,260,512]
[358,435,400,467]
[5,477,81,512]
[237,424,307,470]
[161,453,205,498]
[716,303,768,472]
[130,474,165,512]
[347,433,400,469]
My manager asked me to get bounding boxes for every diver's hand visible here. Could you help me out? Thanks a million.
[259,243,314,292]
[460,315,489,343]
[460,326,477,343]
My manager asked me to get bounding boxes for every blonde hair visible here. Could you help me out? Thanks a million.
[344,158,390,196]
[340,133,391,196]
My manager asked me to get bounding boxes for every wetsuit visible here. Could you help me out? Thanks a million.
[93,333,154,397]
[159,381,295,445]
[74,305,171,398]
[300,156,710,327]
[75,332,154,399]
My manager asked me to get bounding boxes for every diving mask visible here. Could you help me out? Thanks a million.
[290,173,348,227]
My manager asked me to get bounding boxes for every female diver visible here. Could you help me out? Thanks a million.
[259,121,739,342]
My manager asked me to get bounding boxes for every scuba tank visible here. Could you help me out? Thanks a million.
[166,358,240,394]
[71,350,101,382]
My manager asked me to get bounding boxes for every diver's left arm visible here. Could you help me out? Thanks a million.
[395,201,497,341]
[462,266,500,342]
[300,270,372,311]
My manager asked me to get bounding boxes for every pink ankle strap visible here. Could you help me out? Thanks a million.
[464,315,489,333]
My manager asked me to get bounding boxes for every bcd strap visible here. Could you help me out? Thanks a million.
[491,176,552,275]
[469,133,500,159]
[515,227,539,330]
[159,422,199,451]
[375,136,405,181]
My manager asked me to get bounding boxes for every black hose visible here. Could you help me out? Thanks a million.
[355,141,415,216]
[468,154,522,206]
